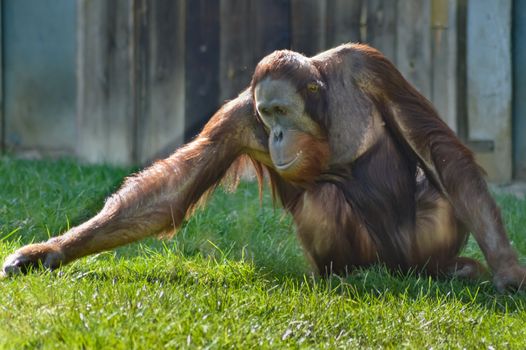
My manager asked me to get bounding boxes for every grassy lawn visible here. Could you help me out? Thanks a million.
[2,157,526,349]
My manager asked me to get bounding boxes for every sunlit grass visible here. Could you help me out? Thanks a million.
[1,157,526,349]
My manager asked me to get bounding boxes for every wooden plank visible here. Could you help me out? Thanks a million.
[467,0,512,182]
[136,0,186,164]
[184,0,220,141]
[0,0,3,154]
[366,0,397,63]
[220,0,290,101]
[132,0,149,163]
[4,0,77,158]
[326,0,363,47]
[290,0,327,56]
[219,0,255,101]
[513,0,526,179]
[430,0,457,131]
[77,0,135,164]
[455,0,468,141]
[396,0,432,99]
[251,0,291,61]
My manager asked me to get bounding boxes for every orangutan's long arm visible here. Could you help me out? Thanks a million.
[2,90,267,275]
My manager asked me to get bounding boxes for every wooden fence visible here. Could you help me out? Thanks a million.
[2,0,515,181]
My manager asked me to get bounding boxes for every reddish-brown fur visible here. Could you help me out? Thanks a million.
[3,43,525,292]
[270,132,330,184]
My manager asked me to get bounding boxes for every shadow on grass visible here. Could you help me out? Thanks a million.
[44,241,526,315]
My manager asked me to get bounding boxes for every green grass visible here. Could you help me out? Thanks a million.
[2,157,526,349]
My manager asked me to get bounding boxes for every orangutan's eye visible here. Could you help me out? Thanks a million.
[307,82,319,93]
[275,106,287,115]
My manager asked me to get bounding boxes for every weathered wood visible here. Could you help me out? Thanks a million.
[396,0,432,98]
[513,0,526,179]
[467,0,512,182]
[455,0,468,141]
[430,0,457,131]
[366,0,397,63]
[0,2,3,153]
[326,0,363,47]
[132,0,149,163]
[77,0,135,165]
[251,0,291,60]
[219,0,255,101]
[136,0,186,164]
[4,0,77,158]
[7,0,514,182]
[290,0,327,56]
[219,0,291,103]
[184,0,220,141]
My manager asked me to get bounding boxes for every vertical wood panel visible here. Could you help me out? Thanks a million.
[366,0,397,63]
[219,0,254,101]
[220,0,291,102]
[0,1,3,153]
[467,0,512,182]
[137,0,186,163]
[326,0,363,47]
[455,0,468,140]
[4,0,77,157]
[184,0,220,141]
[290,0,326,56]
[430,0,457,131]
[132,0,149,163]
[513,0,526,179]
[251,0,291,60]
[77,0,135,164]
[396,0,432,98]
